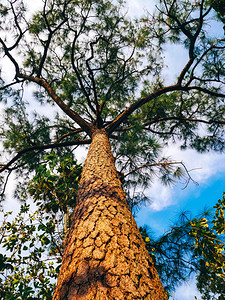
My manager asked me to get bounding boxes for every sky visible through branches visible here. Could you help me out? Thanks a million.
[0,0,225,298]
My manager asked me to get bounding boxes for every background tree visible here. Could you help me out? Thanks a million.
[189,194,225,300]
[141,192,225,300]
[0,204,60,300]
[0,0,225,298]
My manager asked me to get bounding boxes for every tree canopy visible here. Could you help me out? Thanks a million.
[0,0,224,182]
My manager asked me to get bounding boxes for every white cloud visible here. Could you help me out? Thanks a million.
[147,180,175,211]
[162,43,189,85]
[127,0,156,17]
[24,0,43,15]
[164,144,225,183]
[74,146,88,164]
[173,278,202,300]
[146,143,225,211]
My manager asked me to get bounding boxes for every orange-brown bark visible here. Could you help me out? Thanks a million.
[53,129,167,299]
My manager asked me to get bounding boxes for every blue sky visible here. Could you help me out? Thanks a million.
[134,150,225,299]
[136,165,225,235]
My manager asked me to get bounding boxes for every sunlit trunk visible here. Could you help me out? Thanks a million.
[53,128,167,299]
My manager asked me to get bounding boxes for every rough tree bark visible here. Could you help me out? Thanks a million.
[53,129,167,299]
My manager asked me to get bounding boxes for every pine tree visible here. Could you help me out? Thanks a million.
[0,0,225,298]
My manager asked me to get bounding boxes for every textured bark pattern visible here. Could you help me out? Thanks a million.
[53,129,167,300]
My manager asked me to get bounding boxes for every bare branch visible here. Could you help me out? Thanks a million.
[37,11,68,77]
[0,170,12,198]
[122,160,198,188]
[0,38,20,76]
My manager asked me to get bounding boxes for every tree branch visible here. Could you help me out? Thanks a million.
[106,84,181,134]
[18,74,94,136]
[37,5,68,77]
[122,160,198,189]
[0,139,91,173]
[69,6,97,116]
[0,170,12,198]
[54,128,84,144]
[7,1,28,51]
[185,85,225,98]
[144,116,225,128]
[0,80,25,90]
[0,38,20,76]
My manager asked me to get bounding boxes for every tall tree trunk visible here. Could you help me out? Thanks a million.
[53,129,167,299]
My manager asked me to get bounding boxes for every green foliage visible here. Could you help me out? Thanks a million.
[0,204,61,300]
[0,0,224,185]
[28,152,82,214]
[141,195,225,299]
[189,193,225,299]
[210,0,225,26]
[140,215,197,292]
[0,153,82,299]
[113,120,185,195]
[16,0,155,118]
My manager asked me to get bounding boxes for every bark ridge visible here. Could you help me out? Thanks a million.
[53,129,167,300]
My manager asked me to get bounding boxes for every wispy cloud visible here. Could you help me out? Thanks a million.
[127,0,155,17]
[147,144,225,211]
[173,278,202,300]
[147,180,175,211]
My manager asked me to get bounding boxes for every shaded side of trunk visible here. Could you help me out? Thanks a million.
[53,129,167,300]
